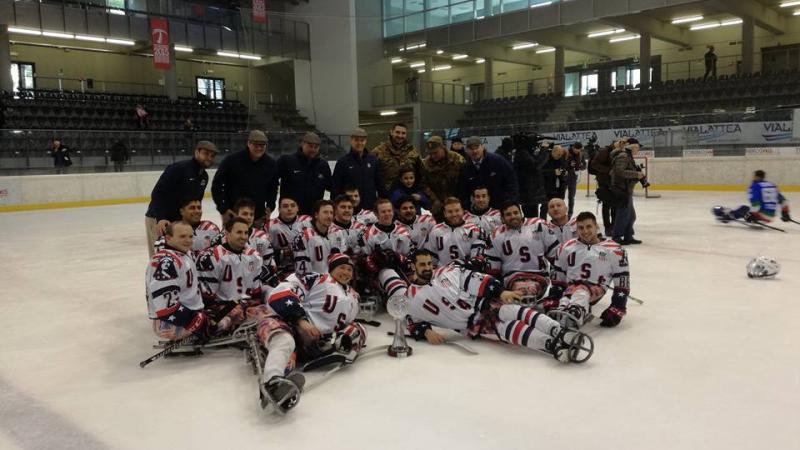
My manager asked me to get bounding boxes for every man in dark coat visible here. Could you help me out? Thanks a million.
[497,135,548,219]
[458,136,518,210]
[277,132,332,216]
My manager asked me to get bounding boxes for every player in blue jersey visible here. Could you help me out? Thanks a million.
[713,170,791,224]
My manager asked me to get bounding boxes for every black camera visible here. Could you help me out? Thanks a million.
[635,163,651,188]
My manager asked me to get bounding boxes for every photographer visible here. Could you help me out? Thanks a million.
[498,134,548,219]
[565,142,586,218]
[589,138,623,237]
[609,138,646,245]
[543,144,568,204]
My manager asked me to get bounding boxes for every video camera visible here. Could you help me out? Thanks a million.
[634,163,651,189]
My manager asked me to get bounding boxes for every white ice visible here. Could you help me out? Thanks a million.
[1,191,799,450]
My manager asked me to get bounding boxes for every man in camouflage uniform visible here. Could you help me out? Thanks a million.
[421,136,465,221]
[372,123,424,198]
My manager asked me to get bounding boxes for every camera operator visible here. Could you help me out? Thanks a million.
[589,138,625,237]
[543,144,568,204]
[498,134,548,219]
[565,142,586,218]
[609,138,646,245]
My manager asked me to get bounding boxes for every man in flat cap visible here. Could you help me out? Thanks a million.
[332,128,380,211]
[421,135,464,221]
[458,136,518,210]
[277,132,332,215]
[145,139,218,257]
[212,129,279,228]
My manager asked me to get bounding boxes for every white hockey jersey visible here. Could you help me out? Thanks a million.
[210,228,275,265]
[268,273,360,334]
[329,220,365,255]
[553,238,629,293]
[360,222,414,257]
[464,208,503,240]
[396,214,436,249]
[544,218,577,259]
[153,220,219,257]
[196,244,264,302]
[265,215,312,268]
[354,209,378,226]
[484,218,548,277]
[293,226,348,275]
[146,248,204,319]
[424,221,485,265]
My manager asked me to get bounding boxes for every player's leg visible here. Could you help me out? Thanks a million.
[497,304,560,337]
[214,303,247,333]
[255,315,304,412]
[152,319,192,341]
[552,284,604,327]
[145,216,159,258]
[493,317,590,363]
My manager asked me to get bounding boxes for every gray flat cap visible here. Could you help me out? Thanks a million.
[248,130,268,143]
[466,136,482,148]
[196,140,219,153]
[350,128,368,138]
[302,132,321,145]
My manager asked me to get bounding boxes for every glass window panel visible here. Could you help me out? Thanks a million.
[564,72,579,97]
[405,0,424,13]
[384,17,404,37]
[21,64,34,89]
[529,0,552,7]
[580,73,598,95]
[426,6,449,28]
[426,0,448,7]
[502,0,528,12]
[475,0,492,17]
[383,0,404,18]
[491,0,502,14]
[10,63,19,92]
[405,12,424,33]
[450,0,474,24]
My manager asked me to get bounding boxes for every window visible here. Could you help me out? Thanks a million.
[405,0,424,14]
[426,6,449,28]
[502,0,528,12]
[405,12,425,32]
[564,72,579,97]
[10,62,35,93]
[384,0,404,18]
[196,76,225,101]
[580,73,598,95]
[450,0,475,24]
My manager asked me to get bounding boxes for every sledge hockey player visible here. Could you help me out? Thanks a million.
[330,194,366,255]
[424,197,486,266]
[544,198,577,259]
[484,200,549,281]
[543,211,630,328]
[379,250,591,363]
[147,221,211,341]
[293,200,348,275]
[153,197,219,256]
[265,196,311,276]
[713,170,792,224]
[344,186,378,226]
[395,195,436,249]
[197,217,265,332]
[262,253,367,412]
[463,186,503,241]
[360,198,415,259]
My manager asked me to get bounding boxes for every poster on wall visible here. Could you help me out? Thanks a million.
[252,0,267,24]
[150,18,171,70]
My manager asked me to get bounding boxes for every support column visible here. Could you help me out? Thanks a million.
[553,46,565,94]
[421,56,434,82]
[0,25,13,93]
[639,32,651,88]
[165,43,178,100]
[741,16,755,74]
[484,57,494,100]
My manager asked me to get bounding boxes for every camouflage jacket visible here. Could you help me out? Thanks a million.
[371,140,424,195]
[421,150,465,205]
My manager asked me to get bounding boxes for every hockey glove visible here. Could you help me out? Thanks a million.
[781,207,791,223]
[599,306,626,327]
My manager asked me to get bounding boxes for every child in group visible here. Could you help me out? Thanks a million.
[389,166,432,214]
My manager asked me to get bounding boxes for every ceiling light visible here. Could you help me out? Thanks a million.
[409,61,425,68]
[780,1,800,7]
[239,54,261,60]
[609,34,640,43]
[398,47,405,52]
[8,27,41,36]
[75,35,106,42]
[512,42,537,50]
[417,69,426,73]
[671,15,703,24]
[587,28,625,38]
[217,51,240,58]
[107,8,126,15]
[222,25,232,31]
[436,49,444,54]
[475,58,485,64]
[530,1,553,8]
[452,54,468,60]
[106,38,135,45]
[174,45,193,52]
[432,64,451,71]
[380,110,398,116]
[42,31,74,39]
[721,18,743,26]
[391,57,403,64]
[536,47,556,54]
[476,15,485,20]
[794,10,800,15]
[690,22,720,30]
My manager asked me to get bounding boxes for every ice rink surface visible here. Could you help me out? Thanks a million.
[1,191,799,450]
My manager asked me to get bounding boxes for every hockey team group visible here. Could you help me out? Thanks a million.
[144,183,632,414]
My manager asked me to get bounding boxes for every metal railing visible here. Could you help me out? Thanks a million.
[0,129,349,175]
[372,80,468,107]
[489,76,554,99]
[30,76,241,101]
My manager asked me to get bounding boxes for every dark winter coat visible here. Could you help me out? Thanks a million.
[212,149,279,220]
[458,151,519,209]
[277,149,332,215]
[331,149,381,210]
[496,138,547,207]
[146,158,209,221]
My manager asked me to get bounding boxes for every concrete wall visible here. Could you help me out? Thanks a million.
[647,156,800,187]
[355,0,393,111]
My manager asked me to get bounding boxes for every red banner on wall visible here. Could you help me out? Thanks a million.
[150,18,171,70]
[252,0,267,24]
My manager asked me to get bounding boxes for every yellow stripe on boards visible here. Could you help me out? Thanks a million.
[0,193,213,213]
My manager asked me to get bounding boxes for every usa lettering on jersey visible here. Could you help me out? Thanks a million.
[293,227,346,275]
[484,219,548,276]
[146,249,204,319]
[554,238,629,294]
[196,245,263,302]
[269,273,359,334]
[424,222,485,265]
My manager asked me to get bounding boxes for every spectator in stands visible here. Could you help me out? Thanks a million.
[212,130,279,228]
[372,122,423,197]
[543,145,568,203]
[332,128,380,209]
[565,142,586,218]
[421,135,463,221]
[458,136,518,209]
[590,138,625,236]
[610,138,645,245]
[110,139,129,172]
[704,45,717,81]
[406,72,419,101]
[145,140,218,257]
[450,137,466,159]
[498,134,548,219]
[183,118,195,131]
[389,166,432,214]
[277,132,332,216]
[135,104,150,129]
[51,138,72,174]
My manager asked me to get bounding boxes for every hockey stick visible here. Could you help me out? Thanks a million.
[354,318,382,327]
[386,331,479,355]
[786,218,800,226]
[735,218,785,232]
[302,345,389,393]
[140,334,199,368]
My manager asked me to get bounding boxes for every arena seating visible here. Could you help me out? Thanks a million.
[2,89,249,132]
[457,92,559,134]
[259,102,316,132]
